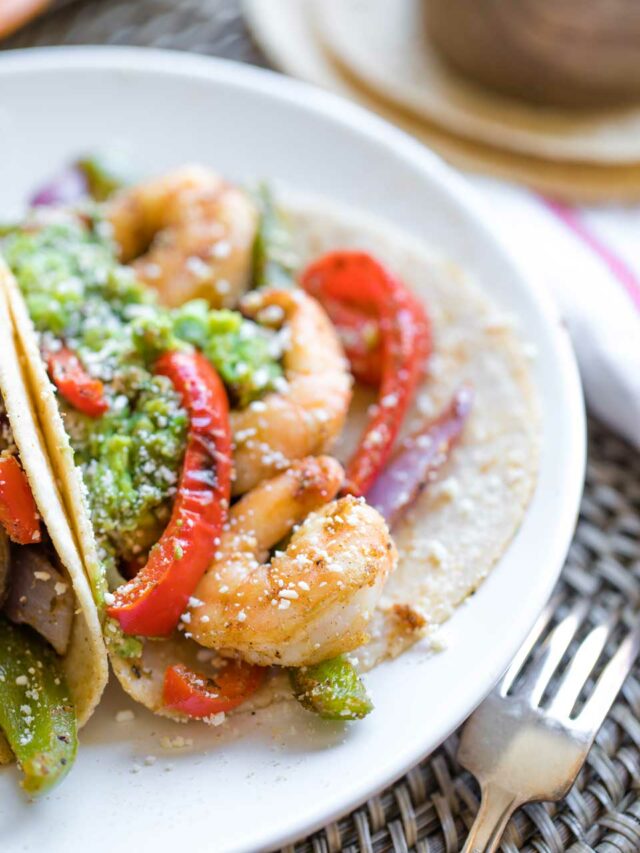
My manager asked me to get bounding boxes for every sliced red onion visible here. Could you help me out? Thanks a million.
[30,165,88,208]
[366,385,474,528]
[3,546,74,655]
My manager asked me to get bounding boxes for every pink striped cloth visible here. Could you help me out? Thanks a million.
[470,176,640,449]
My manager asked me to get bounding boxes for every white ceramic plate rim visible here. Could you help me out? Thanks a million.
[0,47,585,852]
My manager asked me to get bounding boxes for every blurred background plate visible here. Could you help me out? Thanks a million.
[243,0,640,201]
[314,0,640,164]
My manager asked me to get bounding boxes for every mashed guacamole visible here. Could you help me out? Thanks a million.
[3,220,283,583]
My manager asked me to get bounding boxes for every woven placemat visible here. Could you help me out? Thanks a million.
[4,3,640,851]
[286,419,640,853]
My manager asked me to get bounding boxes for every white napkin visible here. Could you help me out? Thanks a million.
[468,176,640,449]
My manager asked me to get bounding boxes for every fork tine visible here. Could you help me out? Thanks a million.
[499,593,562,695]
[547,611,618,719]
[513,599,590,706]
[575,620,640,735]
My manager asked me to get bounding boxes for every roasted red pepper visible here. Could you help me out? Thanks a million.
[302,251,431,496]
[319,296,382,387]
[107,351,232,637]
[163,661,264,717]
[0,455,41,545]
[48,347,108,418]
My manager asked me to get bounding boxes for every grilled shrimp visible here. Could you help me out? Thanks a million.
[231,288,352,495]
[189,456,396,667]
[105,165,258,308]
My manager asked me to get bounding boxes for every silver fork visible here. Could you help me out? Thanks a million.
[458,595,640,853]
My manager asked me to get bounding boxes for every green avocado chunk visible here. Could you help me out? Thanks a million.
[290,656,374,721]
[0,617,77,797]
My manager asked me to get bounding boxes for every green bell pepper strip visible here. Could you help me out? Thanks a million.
[289,656,373,721]
[252,184,297,289]
[0,617,77,797]
[76,153,128,202]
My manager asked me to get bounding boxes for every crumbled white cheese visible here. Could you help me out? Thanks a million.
[160,735,193,750]
[435,477,459,502]
[279,589,298,600]
[115,710,135,723]
[203,712,226,727]
[426,540,449,566]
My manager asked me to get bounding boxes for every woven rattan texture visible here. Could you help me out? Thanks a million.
[4,3,640,851]
[2,0,267,64]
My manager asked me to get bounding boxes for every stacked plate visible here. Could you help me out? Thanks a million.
[244,0,640,202]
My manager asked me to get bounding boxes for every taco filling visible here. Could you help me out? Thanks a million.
[3,221,283,594]
[0,301,107,796]
[0,403,76,795]
[0,160,538,729]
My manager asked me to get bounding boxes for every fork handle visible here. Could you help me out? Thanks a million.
[461,784,519,853]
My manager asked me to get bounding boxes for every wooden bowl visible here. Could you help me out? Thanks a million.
[425,0,640,108]
[0,0,51,39]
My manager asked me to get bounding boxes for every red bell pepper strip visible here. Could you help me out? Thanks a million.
[302,251,432,497]
[48,347,108,418]
[319,296,382,387]
[0,455,41,545]
[163,661,265,718]
[107,351,232,637]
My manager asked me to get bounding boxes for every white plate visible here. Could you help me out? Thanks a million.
[0,47,585,853]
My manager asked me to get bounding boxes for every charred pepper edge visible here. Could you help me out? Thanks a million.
[301,250,432,497]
